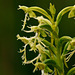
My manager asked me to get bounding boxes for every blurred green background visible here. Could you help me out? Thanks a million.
[0,0,75,75]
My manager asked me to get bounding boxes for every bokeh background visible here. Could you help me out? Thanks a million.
[0,0,75,75]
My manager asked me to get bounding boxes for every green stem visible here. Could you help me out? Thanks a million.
[60,73,64,75]
[51,31,58,75]
[54,68,57,75]
[51,33,54,58]
[51,17,58,75]
[56,50,64,75]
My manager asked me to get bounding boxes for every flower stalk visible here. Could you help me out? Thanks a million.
[17,3,75,75]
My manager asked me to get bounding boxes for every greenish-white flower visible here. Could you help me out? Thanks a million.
[35,16,52,26]
[16,33,47,64]
[65,38,75,62]
[33,62,46,72]
[18,5,36,30]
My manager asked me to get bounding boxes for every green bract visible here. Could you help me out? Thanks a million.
[68,5,75,18]
[49,3,56,20]
[17,3,75,75]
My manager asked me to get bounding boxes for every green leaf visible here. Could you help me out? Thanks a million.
[40,38,57,55]
[40,30,47,37]
[49,3,56,16]
[28,10,36,18]
[43,59,63,73]
[62,38,75,54]
[58,36,72,47]
[67,67,75,75]
[44,50,51,58]
[44,65,53,73]
[39,24,58,38]
[68,7,75,18]
[64,57,68,68]
[56,6,73,26]
[62,42,70,55]
[57,36,72,54]
[29,6,53,22]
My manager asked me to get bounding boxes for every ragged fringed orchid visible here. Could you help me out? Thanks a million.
[17,3,75,75]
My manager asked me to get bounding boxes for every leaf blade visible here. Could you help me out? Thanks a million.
[29,6,53,22]
[39,24,58,38]
[56,6,73,26]
[43,59,63,73]
[40,38,57,55]
[67,67,75,75]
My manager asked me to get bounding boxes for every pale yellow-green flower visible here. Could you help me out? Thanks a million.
[35,16,52,26]
[67,38,75,50]
[33,62,46,72]
[65,38,75,62]
[18,5,36,30]
[16,33,47,64]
